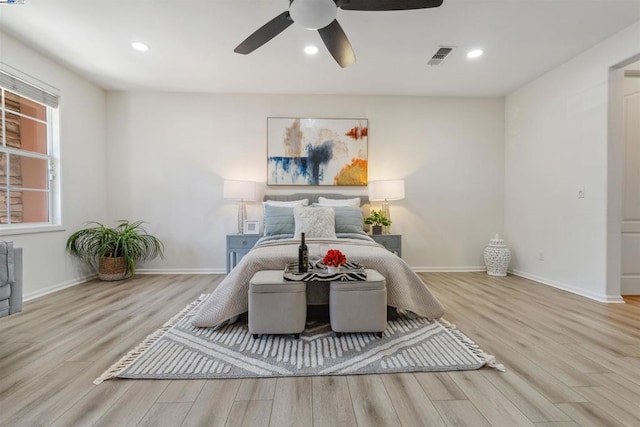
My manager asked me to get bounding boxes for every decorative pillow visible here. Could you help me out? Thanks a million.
[263,205,295,236]
[332,206,365,234]
[293,206,336,239]
[263,199,309,207]
[317,196,361,207]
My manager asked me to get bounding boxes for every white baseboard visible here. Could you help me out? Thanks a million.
[412,266,486,273]
[510,269,625,303]
[24,274,97,302]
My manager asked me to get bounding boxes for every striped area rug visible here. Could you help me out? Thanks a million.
[95,295,503,383]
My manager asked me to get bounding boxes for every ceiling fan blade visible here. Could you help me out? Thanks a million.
[234,11,294,55]
[336,0,443,11]
[318,20,356,68]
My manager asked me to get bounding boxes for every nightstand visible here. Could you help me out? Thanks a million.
[226,234,261,273]
[371,234,402,257]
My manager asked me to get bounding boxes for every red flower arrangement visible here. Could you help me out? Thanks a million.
[323,249,347,267]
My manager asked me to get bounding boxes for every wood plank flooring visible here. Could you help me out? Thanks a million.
[1,272,639,426]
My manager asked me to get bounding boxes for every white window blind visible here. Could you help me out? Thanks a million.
[0,70,59,108]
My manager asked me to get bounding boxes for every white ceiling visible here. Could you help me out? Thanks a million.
[1,0,639,96]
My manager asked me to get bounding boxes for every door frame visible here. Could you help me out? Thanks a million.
[607,53,640,299]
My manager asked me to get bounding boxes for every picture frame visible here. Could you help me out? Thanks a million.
[267,117,368,186]
[243,220,260,235]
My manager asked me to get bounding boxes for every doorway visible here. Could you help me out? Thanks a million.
[621,60,640,295]
[608,55,640,298]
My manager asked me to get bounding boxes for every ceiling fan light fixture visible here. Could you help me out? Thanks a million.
[289,0,338,30]
[234,0,444,67]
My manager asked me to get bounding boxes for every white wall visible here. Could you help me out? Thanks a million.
[0,32,108,299]
[504,21,640,302]
[105,92,504,273]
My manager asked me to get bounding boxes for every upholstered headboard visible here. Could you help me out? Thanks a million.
[263,193,369,205]
[262,193,372,234]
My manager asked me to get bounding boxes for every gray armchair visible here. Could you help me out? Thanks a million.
[0,242,23,318]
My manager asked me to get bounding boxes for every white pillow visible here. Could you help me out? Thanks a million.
[263,199,309,207]
[317,196,361,207]
[293,206,336,239]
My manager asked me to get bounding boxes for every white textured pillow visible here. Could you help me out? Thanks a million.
[317,196,361,207]
[263,199,309,207]
[293,206,336,239]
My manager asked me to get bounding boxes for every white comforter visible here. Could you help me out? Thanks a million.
[191,237,445,327]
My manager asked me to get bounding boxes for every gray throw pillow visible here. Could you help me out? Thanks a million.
[263,205,295,236]
[333,206,365,234]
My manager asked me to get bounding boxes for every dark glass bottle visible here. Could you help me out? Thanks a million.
[298,233,308,273]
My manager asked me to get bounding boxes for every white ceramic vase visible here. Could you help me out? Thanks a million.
[327,266,341,274]
[483,234,511,276]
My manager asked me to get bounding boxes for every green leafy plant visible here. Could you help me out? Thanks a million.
[364,209,392,227]
[66,220,164,278]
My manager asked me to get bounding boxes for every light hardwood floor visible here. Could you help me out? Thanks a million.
[1,272,639,426]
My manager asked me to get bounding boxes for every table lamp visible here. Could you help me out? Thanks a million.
[224,180,256,234]
[368,179,405,234]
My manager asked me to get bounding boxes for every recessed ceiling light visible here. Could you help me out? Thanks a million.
[131,42,149,52]
[304,45,319,55]
[467,49,483,59]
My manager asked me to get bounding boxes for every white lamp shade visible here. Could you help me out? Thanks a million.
[223,180,256,201]
[368,180,405,201]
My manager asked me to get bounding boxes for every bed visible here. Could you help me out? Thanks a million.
[191,193,445,328]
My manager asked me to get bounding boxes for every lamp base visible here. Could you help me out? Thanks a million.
[382,200,391,234]
[237,200,246,234]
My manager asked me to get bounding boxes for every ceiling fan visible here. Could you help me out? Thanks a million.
[234,0,444,68]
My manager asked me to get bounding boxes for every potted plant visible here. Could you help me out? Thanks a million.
[66,220,164,281]
[364,209,391,235]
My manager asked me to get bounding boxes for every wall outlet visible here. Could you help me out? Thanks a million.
[538,251,544,261]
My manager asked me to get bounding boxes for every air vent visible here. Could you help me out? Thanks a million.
[428,46,455,66]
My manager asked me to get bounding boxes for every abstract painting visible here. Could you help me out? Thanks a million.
[267,118,368,186]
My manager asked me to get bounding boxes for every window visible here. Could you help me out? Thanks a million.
[0,70,60,230]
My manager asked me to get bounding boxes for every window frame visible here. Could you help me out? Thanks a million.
[0,71,62,235]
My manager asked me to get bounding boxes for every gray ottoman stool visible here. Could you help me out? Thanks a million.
[329,269,387,337]
[249,270,306,339]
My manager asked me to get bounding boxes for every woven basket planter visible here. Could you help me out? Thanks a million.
[98,256,131,281]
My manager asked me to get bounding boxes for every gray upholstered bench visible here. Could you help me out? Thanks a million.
[329,269,387,337]
[248,270,306,339]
